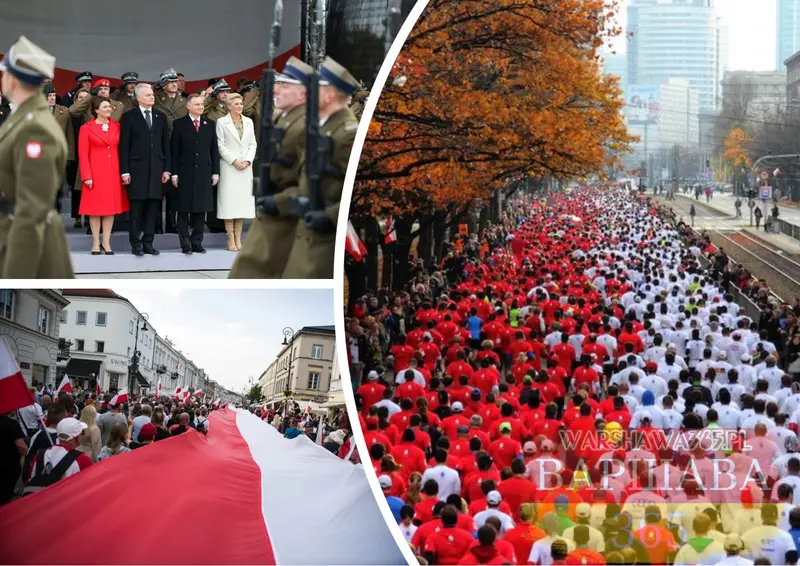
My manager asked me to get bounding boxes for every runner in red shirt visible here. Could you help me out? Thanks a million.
[391,429,427,478]
[390,335,414,373]
[488,423,522,470]
[423,507,476,565]
[356,371,385,413]
[497,459,537,521]
[396,371,426,402]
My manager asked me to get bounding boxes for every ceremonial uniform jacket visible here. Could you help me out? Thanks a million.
[0,95,74,278]
[282,107,358,279]
[229,103,306,279]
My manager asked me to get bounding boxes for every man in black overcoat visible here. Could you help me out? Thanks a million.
[119,83,171,255]
[170,93,220,254]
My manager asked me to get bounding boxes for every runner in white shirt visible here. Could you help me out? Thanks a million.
[714,535,755,566]
[741,504,797,565]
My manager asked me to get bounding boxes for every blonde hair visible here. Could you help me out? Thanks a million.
[107,422,128,455]
[80,404,97,429]
[225,92,243,107]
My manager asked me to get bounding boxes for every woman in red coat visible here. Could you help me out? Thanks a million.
[79,96,129,254]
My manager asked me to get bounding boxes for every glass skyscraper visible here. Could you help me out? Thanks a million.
[627,0,729,112]
[778,0,800,69]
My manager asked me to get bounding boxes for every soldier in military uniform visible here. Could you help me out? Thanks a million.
[69,79,125,123]
[281,57,360,279]
[204,79,231,121]
[0,36,74,278]
[43,84,75,162]
[153,69,188,234]
[230,57,311,279]
[61,71,92,108]
[203,79,231,233]
[349,84,369,121]
[112,72,139,112]
[153,68,188,132]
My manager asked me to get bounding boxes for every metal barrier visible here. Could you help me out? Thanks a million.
[776,218,800,241]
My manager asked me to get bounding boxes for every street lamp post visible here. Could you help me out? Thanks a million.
[282,327,296,413]
[128,313,149,395]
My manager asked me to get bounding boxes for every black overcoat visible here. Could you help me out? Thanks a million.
[170,115,221,213]
[119,107,170,200]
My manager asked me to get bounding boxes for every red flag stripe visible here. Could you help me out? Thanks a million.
[0,370,35,415]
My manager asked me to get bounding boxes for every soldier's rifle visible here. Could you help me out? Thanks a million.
[254,0,284,211]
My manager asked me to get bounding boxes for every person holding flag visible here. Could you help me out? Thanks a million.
[0,337,40,503]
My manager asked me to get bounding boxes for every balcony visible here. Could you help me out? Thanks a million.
[156,364,167,375]
[170,371,179,379]
[57,338,71,361]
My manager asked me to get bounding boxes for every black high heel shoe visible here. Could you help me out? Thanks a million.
[91,249,101,255]
[100,244,114,256]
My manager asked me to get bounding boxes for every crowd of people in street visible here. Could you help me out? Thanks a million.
[347,186,800,565]
[0,385,236,504]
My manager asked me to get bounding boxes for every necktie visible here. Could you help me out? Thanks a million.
[145,109,152,130]
[194,118,199,132]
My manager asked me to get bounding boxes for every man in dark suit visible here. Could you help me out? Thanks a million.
[119,83,171,256]
[170,93,220,254]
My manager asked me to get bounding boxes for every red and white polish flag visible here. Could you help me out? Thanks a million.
[55,374,72,396]
[156,380,162,399]
[0,408,405,564]
[0,337,35,414]
[384,216,397,244]
[109,387,128,406]
[345,221,368,262]
[95,380,102,396]
[194,389,203,398]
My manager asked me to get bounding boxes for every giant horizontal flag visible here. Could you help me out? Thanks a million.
[0,408,406,565]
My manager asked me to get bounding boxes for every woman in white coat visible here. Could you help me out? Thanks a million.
[215,93,257,251]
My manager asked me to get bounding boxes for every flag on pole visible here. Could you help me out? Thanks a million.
[0,336,35,414]
[95,380,102,397]
[156,380,162,399]
[213,399,221,409]
[109,387,129,406]
[384,216,397,244]
[55,374,72,396]
[345,221,367,262]
[194,390,203,398]
[315,416,325,445]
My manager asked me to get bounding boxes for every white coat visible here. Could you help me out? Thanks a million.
[215,113,257,219]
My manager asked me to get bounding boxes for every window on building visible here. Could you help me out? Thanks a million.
[307,372,320,390]
[38,307,51,335]
[311,344,324,359]
[58,310,67,324]
[0,290,14,321]
[129,320,134,334]
[76,339,85,351]
[76,311,87,325]
[96,341,105,353]
[96,312,107,326]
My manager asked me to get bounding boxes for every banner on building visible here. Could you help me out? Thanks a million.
[626,85,661,125]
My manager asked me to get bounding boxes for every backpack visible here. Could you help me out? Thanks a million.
[22,448,82,496]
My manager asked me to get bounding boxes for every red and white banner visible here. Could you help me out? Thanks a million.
[345,221,368,262]
[55,374,72,396]
[0,337,35,414]
[0,0,301,95]
[194,390,204,398]
[109,387,128,406]
[156,380,162,399]
[0,408,404,564]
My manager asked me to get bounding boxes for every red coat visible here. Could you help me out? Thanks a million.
[78,120,129,216]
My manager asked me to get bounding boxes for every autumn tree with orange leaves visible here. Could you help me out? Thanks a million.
[724,128,753,169]
[347,0,636,295]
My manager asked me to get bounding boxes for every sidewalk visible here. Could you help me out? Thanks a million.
[675,193,800,225]
[740,228,800,256]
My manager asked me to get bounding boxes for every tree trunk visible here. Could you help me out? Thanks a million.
[432,210,449,261]
[391,216,414,291]
[363,217,380,291]
[417,213,434,268]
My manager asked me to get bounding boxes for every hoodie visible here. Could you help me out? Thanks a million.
[673,536,724,565]
[459,545,506,565]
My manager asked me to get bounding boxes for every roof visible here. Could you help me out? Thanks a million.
[299,325,335,335]
[61,289,132,305]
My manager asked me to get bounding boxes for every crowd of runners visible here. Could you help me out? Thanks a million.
[348,186,800,565]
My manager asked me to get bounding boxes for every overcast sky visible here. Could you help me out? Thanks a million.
[609,0,777,71]
[110,288,334,393]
